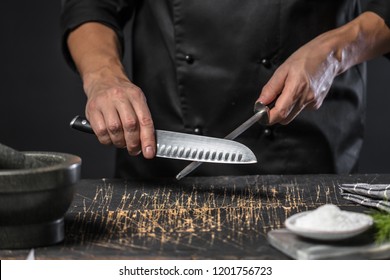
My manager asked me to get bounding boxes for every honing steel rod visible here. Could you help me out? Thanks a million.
[176,102,270,180]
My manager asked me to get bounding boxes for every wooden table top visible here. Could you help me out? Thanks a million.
[1,174,387,260]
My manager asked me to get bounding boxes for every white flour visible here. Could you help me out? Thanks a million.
[294,204,368,231]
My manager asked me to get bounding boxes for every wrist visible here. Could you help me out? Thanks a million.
[82,61,129,97]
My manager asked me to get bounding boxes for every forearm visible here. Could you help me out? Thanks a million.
[67,22,128,94]
[324,11,390,73]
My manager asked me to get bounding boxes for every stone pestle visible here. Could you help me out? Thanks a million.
[0,143,47,169]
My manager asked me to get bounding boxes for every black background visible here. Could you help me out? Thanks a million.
[1,1,389,179]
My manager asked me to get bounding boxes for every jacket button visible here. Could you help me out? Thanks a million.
[260,58,271,69]
[185,54,195,64]
[264,128,272,137]
[194,127,202,134]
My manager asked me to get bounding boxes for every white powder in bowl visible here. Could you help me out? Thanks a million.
[294,204,369,231]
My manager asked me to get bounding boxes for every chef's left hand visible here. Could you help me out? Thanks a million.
[257,11,390,125]
[257,36,341,125]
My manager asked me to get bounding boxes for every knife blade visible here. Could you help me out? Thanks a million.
[175,102,270,180]
[69,116,257,164]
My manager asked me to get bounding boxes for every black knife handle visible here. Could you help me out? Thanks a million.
[70,116,94,134]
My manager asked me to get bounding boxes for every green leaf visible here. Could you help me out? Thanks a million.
[370,210,390,244]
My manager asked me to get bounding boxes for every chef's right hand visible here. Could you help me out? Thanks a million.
[67,22,156,159]
[83,67,156,159]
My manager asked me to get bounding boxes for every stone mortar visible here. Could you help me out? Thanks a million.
[0,152,81,249]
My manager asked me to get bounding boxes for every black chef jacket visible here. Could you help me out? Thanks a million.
[61,0,390,179]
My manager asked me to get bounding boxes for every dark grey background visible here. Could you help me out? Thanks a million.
[0,1,389,179]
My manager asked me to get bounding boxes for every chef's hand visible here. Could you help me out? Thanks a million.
[257,38,339,125]
[67,22,156,159]
[257,11,390,125]
[84,69,156,158]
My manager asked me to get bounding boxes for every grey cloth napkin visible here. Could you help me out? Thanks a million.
[339,183,390,213]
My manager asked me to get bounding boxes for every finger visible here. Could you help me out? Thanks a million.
[116,102,142,156]
[139,112,155,159]
[279,103,305,125]
[88,111,113,145]
[257,66,288,105]
[269,70,314,125]
[103,105,128,149]
[128,90,156,159]
[268,98,296,125]
[267,78,300,125]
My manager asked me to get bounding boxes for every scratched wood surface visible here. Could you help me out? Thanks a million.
[1,174,388,259]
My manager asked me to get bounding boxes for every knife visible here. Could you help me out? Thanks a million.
[70,116,257,164]
[175,101,271,180]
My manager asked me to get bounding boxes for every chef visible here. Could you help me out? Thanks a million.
[61,0,390,179]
